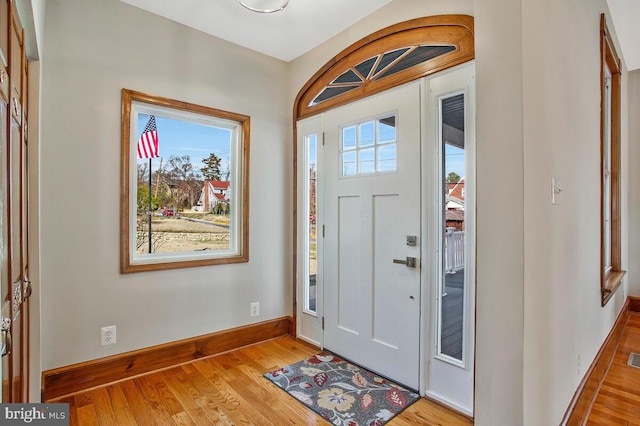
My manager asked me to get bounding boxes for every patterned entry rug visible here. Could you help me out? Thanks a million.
[264,352,419,426]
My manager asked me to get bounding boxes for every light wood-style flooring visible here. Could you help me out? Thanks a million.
[50,336,473,425]
[588,312,640,425]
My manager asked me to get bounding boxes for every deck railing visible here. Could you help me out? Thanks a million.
[445,227,464,273]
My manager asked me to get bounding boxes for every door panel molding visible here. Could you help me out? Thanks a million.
[323,82,422,390]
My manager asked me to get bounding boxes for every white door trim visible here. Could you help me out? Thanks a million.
[421,61,475,416]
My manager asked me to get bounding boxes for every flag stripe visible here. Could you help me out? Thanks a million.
[137,115,159,159]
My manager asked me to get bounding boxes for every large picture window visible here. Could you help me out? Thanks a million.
[600,14,625,305]
[120,89,250,273]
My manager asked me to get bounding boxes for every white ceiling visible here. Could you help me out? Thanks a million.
[120,0,639,69]
[607,0,640,71]
[119,0,392,62]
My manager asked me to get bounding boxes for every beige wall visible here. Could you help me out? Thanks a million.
[521,0,628,424]
[474,0,525,423]
[39,0,292,369]
[290,0,630,424]
[33,0,634,423]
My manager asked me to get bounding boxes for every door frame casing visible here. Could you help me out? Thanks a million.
[295,115,324,347]
[293,14,476,413]
[421,62,476,415]
[293,14,475,338]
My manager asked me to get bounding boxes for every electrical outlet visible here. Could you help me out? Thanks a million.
[101,325,116,346]
[250,302,259,317]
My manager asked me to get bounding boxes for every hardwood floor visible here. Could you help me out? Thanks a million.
[587,312,640,425]
[48,336,472,425]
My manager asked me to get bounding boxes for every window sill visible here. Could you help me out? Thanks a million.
[601,270,626,306]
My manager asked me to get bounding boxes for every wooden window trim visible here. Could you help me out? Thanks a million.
[120,89,250,273]
[600,14,625,306]
[294,15,474,120]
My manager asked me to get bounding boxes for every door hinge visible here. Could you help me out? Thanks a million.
[322,132,325,146]
[322,317,325,330]
[322,225,325,238]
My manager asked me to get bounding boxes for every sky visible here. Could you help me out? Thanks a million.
[136,113,232,178]
[445,143,465,178]
[343,119,465,177]
[135,112,465,182]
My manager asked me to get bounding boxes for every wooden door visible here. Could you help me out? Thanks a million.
[0,57,8,402]
[1,0,29,402]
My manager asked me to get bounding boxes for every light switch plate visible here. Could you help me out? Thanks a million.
[552,176,562,206]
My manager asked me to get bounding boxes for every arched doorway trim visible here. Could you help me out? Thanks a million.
[292,15,475,335]
[294,15,474,120]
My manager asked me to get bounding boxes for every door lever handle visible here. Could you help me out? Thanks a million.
[23,276,32,300]
[393,257,416,268]
[1,316,11,357]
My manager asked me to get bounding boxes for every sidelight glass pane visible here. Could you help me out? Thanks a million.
[306,134,318,313]
[439,93,465,363]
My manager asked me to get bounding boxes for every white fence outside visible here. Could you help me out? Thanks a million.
[445,227,464,273]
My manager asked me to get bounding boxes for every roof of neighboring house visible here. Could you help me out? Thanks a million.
[446,209,465,222]
[205,180,230,190]
[447,178,465,200]
[446,198,464,210]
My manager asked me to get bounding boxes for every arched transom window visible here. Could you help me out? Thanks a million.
[311,45,456,106]
[295,15,474,119]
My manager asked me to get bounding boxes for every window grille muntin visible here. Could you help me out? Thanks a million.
[340,115,397,176]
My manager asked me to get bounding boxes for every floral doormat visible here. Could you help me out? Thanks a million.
[264,352,419,425]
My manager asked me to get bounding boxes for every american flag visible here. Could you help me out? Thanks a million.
[137,115,159,159]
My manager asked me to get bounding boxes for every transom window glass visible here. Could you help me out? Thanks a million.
[340,115,397,176]
[311,45,455,106]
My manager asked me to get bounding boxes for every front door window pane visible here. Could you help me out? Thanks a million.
[340,115,397,176]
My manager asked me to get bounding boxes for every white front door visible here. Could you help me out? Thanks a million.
[323,81,422,390]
